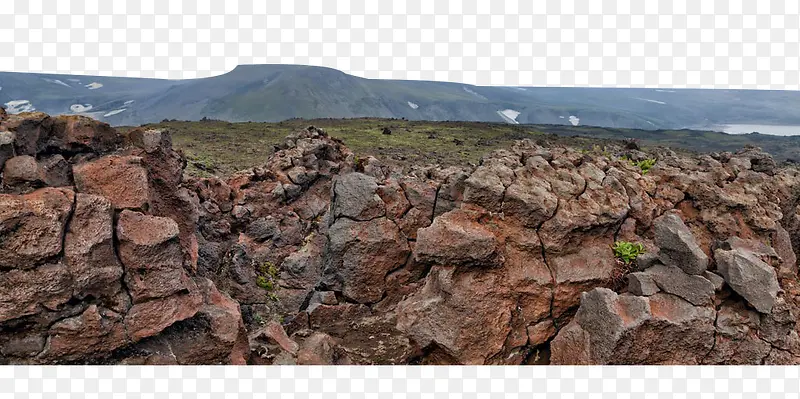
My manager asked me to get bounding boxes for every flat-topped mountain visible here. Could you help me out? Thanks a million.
[3,64,800,131]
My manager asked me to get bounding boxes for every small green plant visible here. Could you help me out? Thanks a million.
[255,261,280,302]
[252,313,265,325]
[612,241,646,265]
[256,275,274,291]
[631,158,656,175]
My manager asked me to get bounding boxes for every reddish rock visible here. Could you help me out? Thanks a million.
[42,305,129,361]
[501,174,558,227]
[376,179,411,220]
[550,241,617,316]
[296,332,351,365]
[414,209,500,267]
[550,289,716,365]
[1,333,46,358]
[73,155,149,210]
[116,210,190,303]
[47,115,121,154]
[161,279,249,365]
[124,290,203,342]
[323,218,410,304]
[0,263,73,323]
[462,163,515,211]
[64,194,124,299]
[0,187,74,269]
[396,248,552,365]
[116,210,182,268]
[250,321,299,355]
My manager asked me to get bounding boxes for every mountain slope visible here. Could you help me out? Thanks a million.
[2,64,800,130]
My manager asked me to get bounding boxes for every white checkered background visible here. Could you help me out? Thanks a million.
[3,0,800,396]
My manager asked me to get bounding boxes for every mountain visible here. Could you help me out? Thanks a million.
[2,64,800,130]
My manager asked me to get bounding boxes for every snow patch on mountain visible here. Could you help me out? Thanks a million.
[70,104,93,113]
[104,109,126,117]
[497,109,521,124]
[407,101,419,109]
[123,100,135,106]
[5,100,35,114]
[569,115,580,126]
[44,78,71,88]
[463,87,487,100]
[635,97,667,105]
[85,82,104,90]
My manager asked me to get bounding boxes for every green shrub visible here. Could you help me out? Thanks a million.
[256,276,273,291]
[631,158,656,174]
[255,261,280,302]
[612,241,646,265]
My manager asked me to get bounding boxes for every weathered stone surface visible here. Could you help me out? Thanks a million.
[116,210,183,269]
[0,187,74,269]
[250,321,300,355]
[646,264,715,306]
[550,288,716,364]
[323,217,410,304]
[124,291,203,342]
[331,173,385,221]
[462,164,514,211]
[501,175,558,227]
[160,278,249,365]
[715,245,781,314]
[0,263,73,323]
[653,213,709,275]
[296,332,351,365]
[1,334,46,358]
[47,115,121,154]
[2,112,52,156]
[0,130,14,170]
[634,252,659,271]
[116,210,189,303]
[246,216,280,242]
[42,305,129,361]
[126,128,171,154]
[38,154,72,187]
[396,241,552,365]
[626,272,660,296]
[414,209,499,267]
[2,155,39,185]
[73,155,149,210]
[64,194,124,299]
[702,271,726,291]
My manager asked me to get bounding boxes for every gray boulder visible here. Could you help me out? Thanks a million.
[654,213,709,275]
[646,264,715,306]
[634,252,659,271]
[331,173,385,221]
[702,271,725,291]
[714,243,781,314]
[626,272,660,296]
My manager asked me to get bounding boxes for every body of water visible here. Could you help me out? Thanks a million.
[711,124,800,137]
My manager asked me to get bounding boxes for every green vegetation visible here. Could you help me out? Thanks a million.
[631,158,657,174]
[256,261,280,302]
[612,241,646,265]
[119,118,800,179]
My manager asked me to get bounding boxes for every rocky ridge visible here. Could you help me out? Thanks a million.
[1,111,799,365]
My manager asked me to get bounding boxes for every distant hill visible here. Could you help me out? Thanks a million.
[3,64,800,130]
